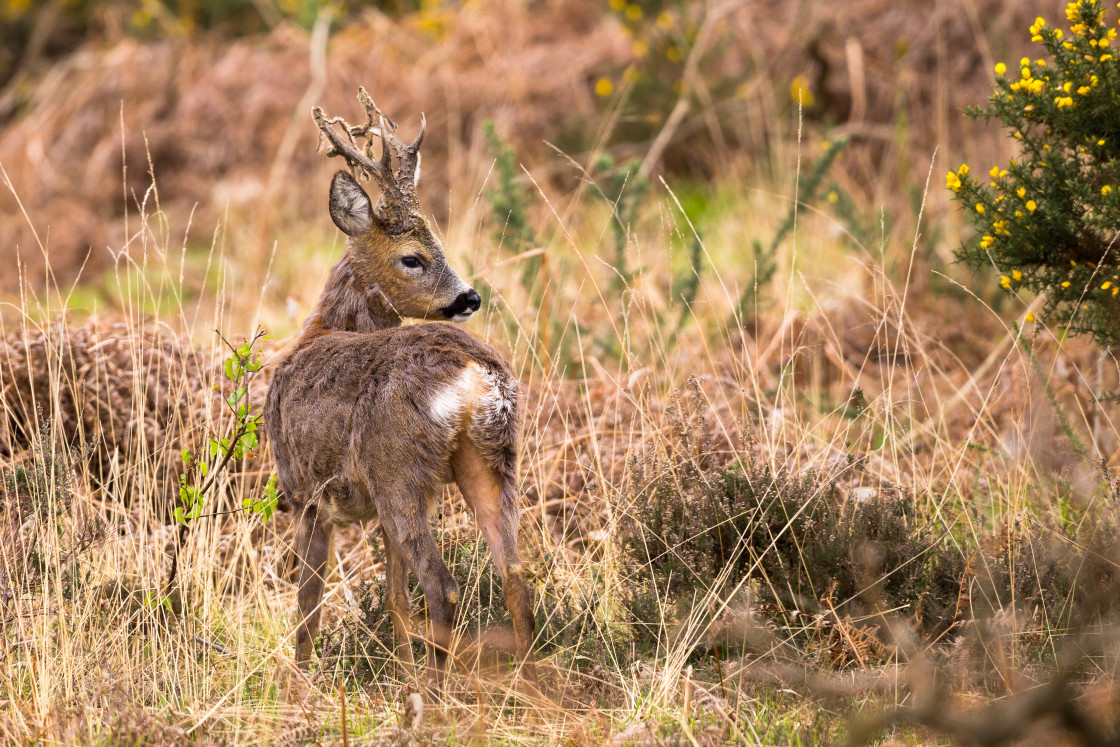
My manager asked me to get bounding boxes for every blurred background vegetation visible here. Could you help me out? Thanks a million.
[0,0,1049,329]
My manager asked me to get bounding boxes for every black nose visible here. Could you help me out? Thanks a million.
[441,289,483,319]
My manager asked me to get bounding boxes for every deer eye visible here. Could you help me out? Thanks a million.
[400,256,422,269]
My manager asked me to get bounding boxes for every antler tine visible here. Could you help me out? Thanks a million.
[410,113,426,152]
[374,114,409,219]
[357,86,397,134]
[355,86,424,196]
[386,112,424,198]
[312,105,385,187]
[313,88,426,231]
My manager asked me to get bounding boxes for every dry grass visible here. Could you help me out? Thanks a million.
[4,128,1120,743]
[5,3,1120,745]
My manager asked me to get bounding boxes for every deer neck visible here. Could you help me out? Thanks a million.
[300,252,401,340]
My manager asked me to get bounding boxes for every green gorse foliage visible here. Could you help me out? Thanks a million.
[591,153,649,292]
[735,137,848,319]
[953,0,1120,347]
[483,120,536,258]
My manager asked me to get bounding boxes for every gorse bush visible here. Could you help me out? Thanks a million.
[483,120,537,259]
[596,0,692,136]
[953,0,1120,347]
[591,153,649,293]
[736,137,848,320]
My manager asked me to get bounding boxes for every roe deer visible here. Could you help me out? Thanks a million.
[264,88,536,688]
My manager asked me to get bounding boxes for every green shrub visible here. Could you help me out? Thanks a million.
[591,153,649,293]
[483,120,537,259]
[622,458,966,651]
[735,137,848,320]
[622,419,1120,666]
[952,0,1120,347]
[595,0,693,141]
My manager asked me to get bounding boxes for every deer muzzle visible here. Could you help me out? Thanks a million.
[441,290,482,321]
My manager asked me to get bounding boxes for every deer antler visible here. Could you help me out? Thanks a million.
[312,87,427,232]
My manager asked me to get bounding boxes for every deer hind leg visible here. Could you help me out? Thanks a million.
[379,525,415,669]
[294,503,334,667]
[451,438,538,685]
[380,512,460,691]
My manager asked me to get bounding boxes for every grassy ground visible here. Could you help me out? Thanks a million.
[4,88,1120,746]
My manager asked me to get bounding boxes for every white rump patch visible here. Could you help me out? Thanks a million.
[428,366,475,425]
[428,363,515,431]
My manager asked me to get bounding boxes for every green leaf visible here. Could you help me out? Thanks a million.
[259,474,279,522]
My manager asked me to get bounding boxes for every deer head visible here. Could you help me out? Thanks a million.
[312,88,480,321]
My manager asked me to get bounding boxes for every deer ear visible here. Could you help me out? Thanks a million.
[329,171,373,236]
